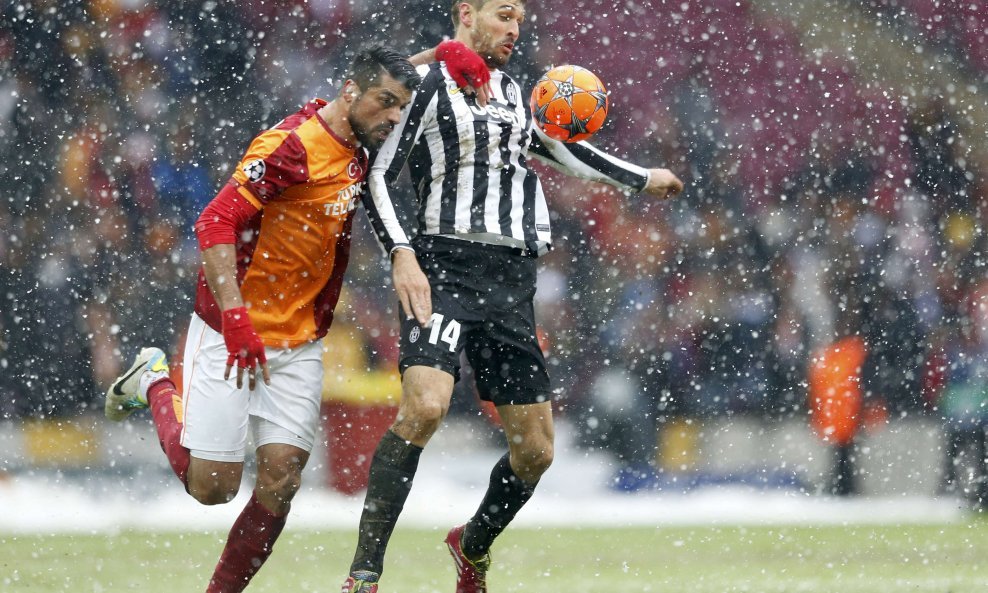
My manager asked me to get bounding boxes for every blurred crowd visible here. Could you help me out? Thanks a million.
[539,1,987,463]
[1,0,987,492]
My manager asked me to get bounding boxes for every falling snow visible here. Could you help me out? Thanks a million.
[2,1,988,582]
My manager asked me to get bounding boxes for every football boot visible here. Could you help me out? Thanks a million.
[446,525,491,593]
[341,570,379,593]
[105,347,169,421]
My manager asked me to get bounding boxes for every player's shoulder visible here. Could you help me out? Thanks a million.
[252,99,331,150]
[495,69,523,91]
[241,103,321,163]
[419,62,448,86]
[403,63,449,100]
[269,99,324,133]
[494,68,517,83]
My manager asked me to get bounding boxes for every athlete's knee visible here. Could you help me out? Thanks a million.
[256,463,303,503]
[186,459,243,505]
[393,409,444,444]
[256,447,307,501]
[395,392,448,438]
[511,441,554,482]
[412,397,449,424]
[188,478,241,505]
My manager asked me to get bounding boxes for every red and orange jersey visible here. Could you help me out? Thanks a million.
[194,99,368,349]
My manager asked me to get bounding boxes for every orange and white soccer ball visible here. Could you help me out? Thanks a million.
[530,65,608,143]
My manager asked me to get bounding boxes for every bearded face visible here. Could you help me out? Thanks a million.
[470,1,524,68]
[349,99,394,150]
[346,75,412,150]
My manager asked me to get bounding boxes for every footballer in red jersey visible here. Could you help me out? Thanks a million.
[104,46,420,593]
[105,37,489,593]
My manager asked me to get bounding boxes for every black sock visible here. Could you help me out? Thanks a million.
[350,430,423,575]
[461,453,538,559]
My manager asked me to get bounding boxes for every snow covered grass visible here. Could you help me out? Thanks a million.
[5,523,988,592]
[1,419,978,591]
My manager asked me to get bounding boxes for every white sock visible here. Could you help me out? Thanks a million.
[138,367,170,403]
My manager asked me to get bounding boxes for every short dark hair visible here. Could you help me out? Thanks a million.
[347,44,421,92]
[450,0,526,27]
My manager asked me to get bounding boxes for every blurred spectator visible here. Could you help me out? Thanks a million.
[0,211,105,418]
[862,284,926,414]
[110,219,195,364]
[151,114,215,235]
[808,308,867,496]
[585,367,659,489]
[938,282,988,508]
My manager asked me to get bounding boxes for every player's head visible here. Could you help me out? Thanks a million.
[342,45,420,149]
[451,0,526,68]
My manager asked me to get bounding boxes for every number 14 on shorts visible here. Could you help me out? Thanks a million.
[422,313,460,352]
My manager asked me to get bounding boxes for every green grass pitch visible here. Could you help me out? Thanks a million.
[4,523,988,592]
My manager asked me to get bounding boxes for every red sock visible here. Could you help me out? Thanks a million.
[207,492,288,593]
[147,379,190,488]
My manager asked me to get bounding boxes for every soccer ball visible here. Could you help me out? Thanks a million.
[530,65,609,143]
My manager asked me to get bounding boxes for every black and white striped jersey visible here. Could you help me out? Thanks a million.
[364,62,650,256]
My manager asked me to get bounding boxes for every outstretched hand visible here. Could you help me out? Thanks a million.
[391,249,433,327]
[642,168,684,200]
[436,40,493,106]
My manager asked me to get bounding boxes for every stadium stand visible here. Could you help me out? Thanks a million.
[1,0,985,498]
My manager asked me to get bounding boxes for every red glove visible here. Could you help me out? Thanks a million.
[221,306,267,382]
[436,40,490,90]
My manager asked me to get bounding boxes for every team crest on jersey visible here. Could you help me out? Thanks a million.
[506,84,517,104]
[347,157,365,180]
[409,325,420,343]
[244,159,266,183]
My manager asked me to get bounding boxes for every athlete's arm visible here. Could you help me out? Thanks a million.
[195,184,271,389]
[529,127,683,199]
[364,71,434,254]
[364,65,442,326]
[641,168,683,199]
[196,126,308,387]
[408,40,492,106]
[200,243,244,312]
[390,248,432,327]
[407,47,435,67]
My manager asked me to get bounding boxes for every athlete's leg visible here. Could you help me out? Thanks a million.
[254,442,309,513]
[207,442,307,593]
[349,365,455,577]
[104,344,242,500]
[451,247,552,575]
[208,336,323,592]
[145,378,193,487]
[185,458,244,505]
[460,401,554,559]
[105,346,196,488]
[496,400,555,482]
[391,365,456,446]
[179,313,253,504]
[346,238,477,588]
[148,369,246,505]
